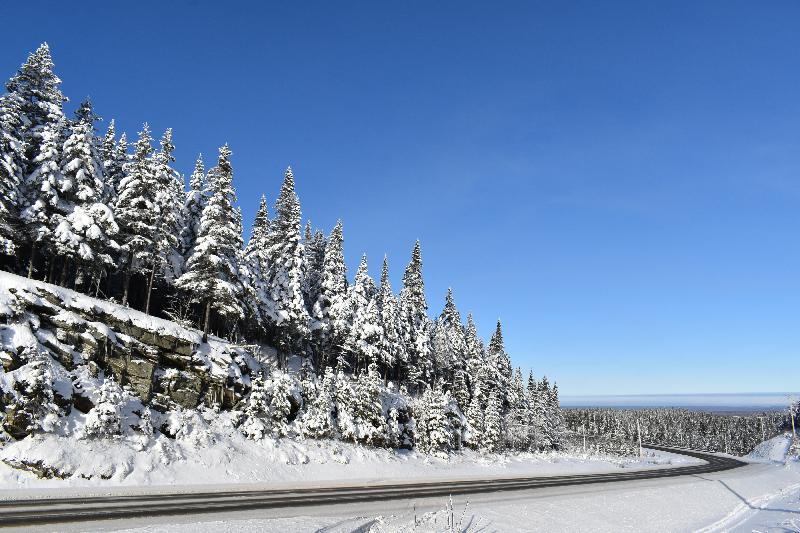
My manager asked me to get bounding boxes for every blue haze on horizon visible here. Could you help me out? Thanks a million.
[1,1,797,396]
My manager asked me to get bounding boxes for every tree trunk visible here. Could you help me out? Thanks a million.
[93,273,102,298]
[122,270,131,306]
[202,300,211,343]
[48,261,56,284]
[144,263,157,315]
[59,257,70,286]
[26,246,37,279]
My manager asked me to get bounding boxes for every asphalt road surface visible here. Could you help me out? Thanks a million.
[0,444,746,528]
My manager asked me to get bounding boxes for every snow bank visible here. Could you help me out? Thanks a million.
[746,432,793,463]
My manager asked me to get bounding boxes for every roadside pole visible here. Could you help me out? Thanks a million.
[583,424,587,453]
[636,419,643,458]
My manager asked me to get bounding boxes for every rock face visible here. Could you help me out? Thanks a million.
[0,272,259,438]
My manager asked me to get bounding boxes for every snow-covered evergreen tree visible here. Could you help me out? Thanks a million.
[0,91,24,256]
[312,220,348,369]
[430,288,467,405]
[19,117,64,277]
[349,363,387,445]
[300,365,337,438]
[344,255,382,372]
[487,320,513,409]
[152,128,184,280]
[464,313,486,400]
[302,222,326,309]
[414,384,451,455]
[465,380,484,448]
[101,121,128,205]
[51,100,119,283]
[241,371,269,440]
[115,124,159,305]
[377,256,404,380]
[175,144,245,337]
[505,367,529,449]
[180,154,206,259]
[482,388,503,452]
[268,371,296,436]
[399,241,431,392]
[265,167,308,361]
[83,377,123,439]
[6,43,67,174]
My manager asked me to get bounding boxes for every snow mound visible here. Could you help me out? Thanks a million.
[747,433,793,463]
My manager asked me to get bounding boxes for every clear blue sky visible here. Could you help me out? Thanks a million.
[2,1,798,395]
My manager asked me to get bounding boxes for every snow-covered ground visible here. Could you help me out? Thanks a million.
[0,416,691,497]
[15,434,793,533]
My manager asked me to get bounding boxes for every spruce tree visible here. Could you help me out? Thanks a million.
[302,222,326,311]
[344,255,382,372]
[115,124,158,305]
[483,388,503,452]
[265,167,309,362]
[312,220,348,370]
[487,320,513,409]
[430,288,467,404]
[51,100,119,284]
[143,128,184,313]
[180,154,206,259]
[377,256,404,380]
[242,195,275,327]
[101,121,128,205]
[465,379,484,448]
[399,240,431,392]
[0,91,24,256]
[464,314,486,400]
[176,144,245,338]
[300,365,337,438]
[6,43,67,174]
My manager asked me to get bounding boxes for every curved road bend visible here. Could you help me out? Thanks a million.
[0,444,746,527]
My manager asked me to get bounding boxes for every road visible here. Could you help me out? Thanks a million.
[0,444,746,529]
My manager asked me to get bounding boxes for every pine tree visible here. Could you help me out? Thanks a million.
[51,100,119,283]
[115,123,158,306]
[176,144,245,337]
[399,241,431,392]
[262,167,308,362]
[312,220,348,370]
[377,256,404,380]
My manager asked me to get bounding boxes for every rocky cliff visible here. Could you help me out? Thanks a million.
[0,271,258,438]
